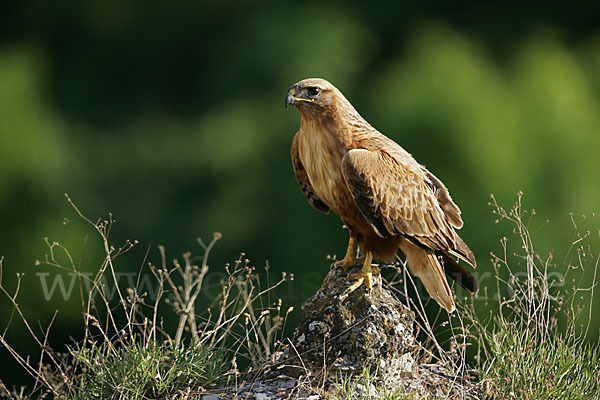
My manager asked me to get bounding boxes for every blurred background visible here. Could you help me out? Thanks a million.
[1,0,600,388]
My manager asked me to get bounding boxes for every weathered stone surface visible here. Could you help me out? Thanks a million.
[289,263,416,378]
[211,263,481,399]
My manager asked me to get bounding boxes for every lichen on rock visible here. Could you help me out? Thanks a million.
[289,263,416,378]
[213,263,481,399]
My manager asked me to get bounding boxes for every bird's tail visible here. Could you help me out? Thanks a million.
[400,241,455,313]
[437,251,479,294]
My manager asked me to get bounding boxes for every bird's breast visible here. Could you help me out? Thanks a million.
[297,127,353,213]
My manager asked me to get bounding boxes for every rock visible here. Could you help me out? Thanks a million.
[288,263,416,379]
[212,263,481,399]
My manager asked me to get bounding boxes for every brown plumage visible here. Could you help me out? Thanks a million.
[286,78,477,312]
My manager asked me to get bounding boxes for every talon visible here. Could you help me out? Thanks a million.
[346,275,365,292]
[333,236,358,271]
[341,251,374,297]
[333,258,353,269]
[334,256,365,270]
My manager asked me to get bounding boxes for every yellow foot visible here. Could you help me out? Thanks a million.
[332,236,358,270]
[339,252,378,300]
[333,257,354,268]
[333,255,365,270]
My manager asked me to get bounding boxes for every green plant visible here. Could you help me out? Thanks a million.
[0,196,293,399]
[72,337,225,399]
[2,193,599,399]
[467,193,600,399]
[483,321,599,399]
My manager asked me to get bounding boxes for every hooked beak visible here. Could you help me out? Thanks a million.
[285,86,313,109]
[285,93,296,108]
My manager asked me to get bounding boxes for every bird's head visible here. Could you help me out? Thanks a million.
[285,78,339,115]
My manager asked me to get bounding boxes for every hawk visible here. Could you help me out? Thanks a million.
[285,78,478,312]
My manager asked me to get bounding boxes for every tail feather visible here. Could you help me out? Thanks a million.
[401,241,455,313]
[437,251,479,294]
[450,234,477,268]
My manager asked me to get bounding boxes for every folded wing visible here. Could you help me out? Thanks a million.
[341,148,470,259]
[341,148,477,311]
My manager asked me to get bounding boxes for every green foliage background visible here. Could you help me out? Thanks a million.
[1,0,599,386]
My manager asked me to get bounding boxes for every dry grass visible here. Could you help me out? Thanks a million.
[0,194,293,399]
[373,192,600,399]
[462,193,600,399]
[1,192,599,399]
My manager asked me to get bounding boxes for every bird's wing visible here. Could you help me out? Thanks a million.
[424,170,463,229]
[342,148,475,266]
[291,133,330,214]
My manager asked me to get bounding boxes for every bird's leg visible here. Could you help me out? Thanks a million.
[333,236,358,270]
[341,251,377,298]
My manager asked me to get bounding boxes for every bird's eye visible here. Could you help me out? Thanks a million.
[307,87,320,97]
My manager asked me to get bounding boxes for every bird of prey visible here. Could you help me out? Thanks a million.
[285,78,477,312]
